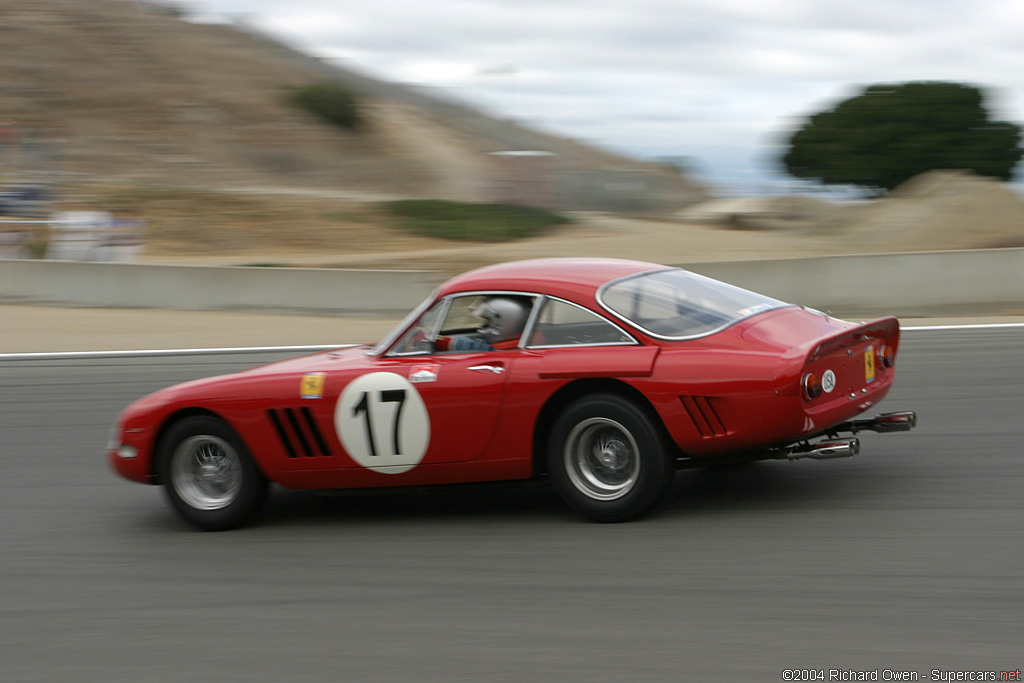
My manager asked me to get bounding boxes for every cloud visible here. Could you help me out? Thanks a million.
[186,0,1024,191]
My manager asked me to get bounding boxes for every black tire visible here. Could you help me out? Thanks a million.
[547,393,674,522]
[156,416,268,531]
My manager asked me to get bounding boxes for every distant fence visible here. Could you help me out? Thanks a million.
[1,212,145,261]
[1,248,1022,316]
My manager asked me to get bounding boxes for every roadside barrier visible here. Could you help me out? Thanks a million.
[680,248,1024,315]
[0,260,435,316]
[1,248,1021,316]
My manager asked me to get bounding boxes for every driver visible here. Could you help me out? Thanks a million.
[434,296,529,352]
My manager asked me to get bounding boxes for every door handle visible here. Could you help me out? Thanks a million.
[468,364,505,374]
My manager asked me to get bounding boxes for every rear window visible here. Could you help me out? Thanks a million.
[598,269,788,339]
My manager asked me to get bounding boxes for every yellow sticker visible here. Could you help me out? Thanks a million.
[300,372,326,399]
[864,347,876,384]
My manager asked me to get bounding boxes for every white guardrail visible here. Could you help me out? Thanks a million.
[678,248,1024,313]
[0,248,1022,315]
[0,260,436,316]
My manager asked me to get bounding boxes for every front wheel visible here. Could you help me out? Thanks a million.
[547,394,674,522]
[157,416,268,531]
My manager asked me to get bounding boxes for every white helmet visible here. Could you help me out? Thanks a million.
[473,297,528,344]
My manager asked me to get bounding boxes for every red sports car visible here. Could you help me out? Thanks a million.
[108,258,916,530]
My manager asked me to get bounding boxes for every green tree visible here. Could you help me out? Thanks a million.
[287,82,362,131]
[781,82,1022,194]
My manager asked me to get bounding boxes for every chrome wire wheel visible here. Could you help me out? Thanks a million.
[564,417,640,501]
[170,434,244,511]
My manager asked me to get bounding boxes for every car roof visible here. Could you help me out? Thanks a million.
[437,258,666,303]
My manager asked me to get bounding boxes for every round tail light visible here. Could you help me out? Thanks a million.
[879,344,896,368]
[803,373,822,400]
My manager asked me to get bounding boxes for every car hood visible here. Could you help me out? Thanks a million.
[129,344,371,410]
[235,344,372,378]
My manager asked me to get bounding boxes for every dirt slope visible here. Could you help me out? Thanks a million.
[676,171,1024,253]
[0,0,702,207]
[840,171,1024,250]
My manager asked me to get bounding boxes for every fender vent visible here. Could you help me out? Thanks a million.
[267,407,332,458]
[680,396,727,438]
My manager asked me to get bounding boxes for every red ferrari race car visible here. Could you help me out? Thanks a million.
[108,258,916,530]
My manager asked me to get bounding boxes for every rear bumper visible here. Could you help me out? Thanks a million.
[830,410,918,435]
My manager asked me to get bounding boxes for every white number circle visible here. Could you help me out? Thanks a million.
[822,369,837,394]
[335,372,430,474]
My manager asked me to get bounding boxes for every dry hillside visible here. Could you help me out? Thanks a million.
[0,0,704,209]
[3,0,1021,270]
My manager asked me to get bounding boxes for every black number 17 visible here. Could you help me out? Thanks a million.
[352,389,407,456]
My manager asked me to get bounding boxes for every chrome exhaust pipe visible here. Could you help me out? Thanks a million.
[867,411,917,432]
[839,411,918,434]
[783,437,860,461]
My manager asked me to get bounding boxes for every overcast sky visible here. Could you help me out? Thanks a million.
[181,0,1024,193]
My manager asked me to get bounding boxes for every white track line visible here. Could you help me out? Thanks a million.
[902,323,1024,331]
[1,324,1022,360]
[0,344,348,361]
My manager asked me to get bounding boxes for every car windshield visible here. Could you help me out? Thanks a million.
[598,269,789,339]
[369,290,438,355]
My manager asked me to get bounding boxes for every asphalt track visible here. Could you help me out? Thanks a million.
[2,328,1023,682]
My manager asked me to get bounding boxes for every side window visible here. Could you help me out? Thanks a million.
[528,299,634,347]
[434,294,535,353]
[438,295,486,337]
[392,294,537,355]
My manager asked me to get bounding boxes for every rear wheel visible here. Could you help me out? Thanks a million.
[547,394,674,522]
[157,416,268,531]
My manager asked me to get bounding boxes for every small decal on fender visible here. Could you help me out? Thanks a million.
[410,364,440,383]
[300,372,326,399]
